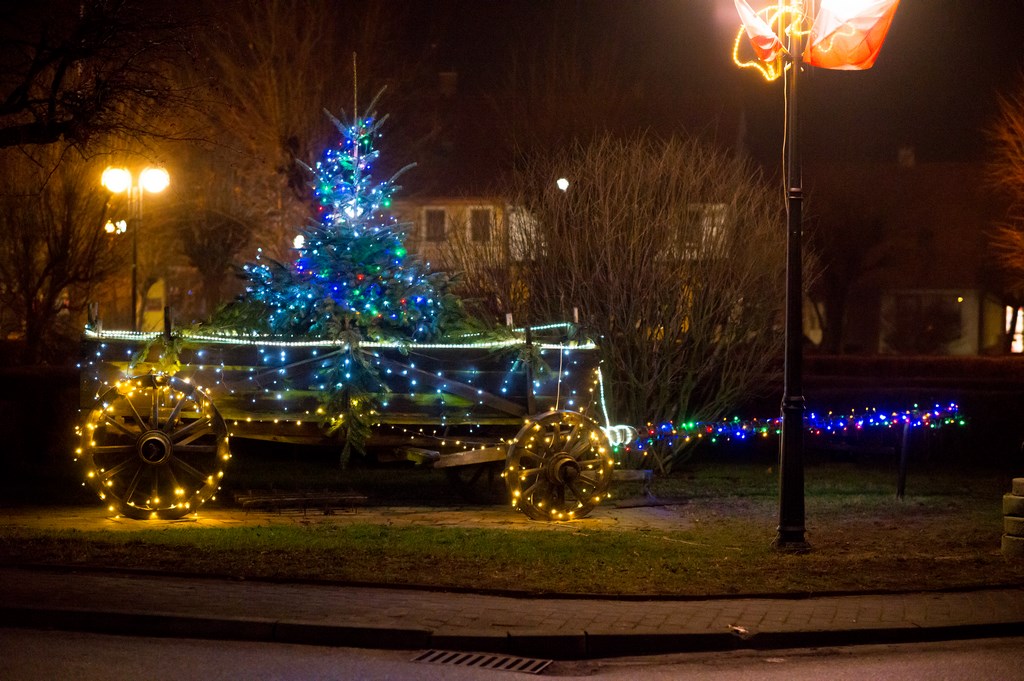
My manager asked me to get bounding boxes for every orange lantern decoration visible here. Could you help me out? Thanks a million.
[804,0,900,70]
[734,0,899,78]
[735,0,786,63]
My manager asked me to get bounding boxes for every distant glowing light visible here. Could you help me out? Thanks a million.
[100,167,132,193]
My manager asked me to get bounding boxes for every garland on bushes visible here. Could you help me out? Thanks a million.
[628,403,966,453]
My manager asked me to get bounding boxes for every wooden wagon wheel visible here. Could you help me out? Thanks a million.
[77,373,230,519]
[504,410,614,521]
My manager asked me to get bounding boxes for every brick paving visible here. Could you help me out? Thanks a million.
[2,566,1023,657]
[2,506,1024,658]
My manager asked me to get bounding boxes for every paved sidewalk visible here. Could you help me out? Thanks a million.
[3,505,1024,659]
[2,566,1023,659]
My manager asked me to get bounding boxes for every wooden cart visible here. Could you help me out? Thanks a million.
[76,324,625,521]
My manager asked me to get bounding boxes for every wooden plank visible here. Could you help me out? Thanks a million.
[432,446,508,468]
[378,447,441,465]
[373,355,528,418]
[80,335,605,432]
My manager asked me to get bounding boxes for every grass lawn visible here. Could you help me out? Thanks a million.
[2,456,1023,596]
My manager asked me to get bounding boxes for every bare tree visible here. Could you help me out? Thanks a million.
[0,146,122,362]
[990,87,1024,201]
[442,134,787,470]
[169,152,259,318]
[987,84,1024,351]
[0,1,198,149]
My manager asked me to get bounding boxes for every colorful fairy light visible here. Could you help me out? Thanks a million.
[628,403,965,453]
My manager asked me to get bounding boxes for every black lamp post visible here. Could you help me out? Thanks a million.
[733,0,899,550]
[775,23,809,551]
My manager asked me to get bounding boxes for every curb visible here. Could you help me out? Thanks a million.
[4,605,1024,660]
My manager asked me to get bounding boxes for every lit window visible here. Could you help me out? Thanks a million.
[424,208,446,242]
[685,203,728,258]
[660,203,729,260]
[470,207,493,242]
[508,207,541,261]
[1008,306,1023,353]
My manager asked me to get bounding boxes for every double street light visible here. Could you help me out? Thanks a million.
[101,166,170,331]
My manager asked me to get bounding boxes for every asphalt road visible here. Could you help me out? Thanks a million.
[3,629,1023,680]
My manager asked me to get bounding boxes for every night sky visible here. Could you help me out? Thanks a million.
[420,0,1024,168]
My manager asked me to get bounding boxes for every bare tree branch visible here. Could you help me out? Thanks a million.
[0,145,122,361]
[442,133,787,469]
[0,1,199,149]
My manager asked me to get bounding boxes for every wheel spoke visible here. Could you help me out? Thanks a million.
[169,417,211,443]
[539,434,560,458]
[172,444,218,456]
[566,479,588,501]
[151,465,165,503]
[162,394,189,434]
[169,454,211,482]
[120,396,148,433]
[90,445,136,457]
[549,423,562,448]
[565,421,583,444]
[573,458,602,475]
[99,457,136,480]
[522,478,543,499]
[123,465,143,504]
[100,412,140,438]
[517,448,544,462]
[567,437,593,459]
[149,383,161,429]
[164,467,183,499]
[176,427,214,448]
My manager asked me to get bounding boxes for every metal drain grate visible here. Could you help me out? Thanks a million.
[411,649,552,675]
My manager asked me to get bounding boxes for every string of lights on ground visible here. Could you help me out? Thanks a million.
[627,403,966,454]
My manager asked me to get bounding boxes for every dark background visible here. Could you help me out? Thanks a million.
[418,0,1024,167]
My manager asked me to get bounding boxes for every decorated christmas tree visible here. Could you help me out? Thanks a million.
[238,97,457,342]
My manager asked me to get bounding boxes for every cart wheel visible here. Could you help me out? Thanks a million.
[445,462,506,504]
[77,374,230,519]
[504,410,614,521]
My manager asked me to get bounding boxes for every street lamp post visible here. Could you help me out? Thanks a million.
[777,21,807,551]
[101,166,170,331]
[732,0,899,551]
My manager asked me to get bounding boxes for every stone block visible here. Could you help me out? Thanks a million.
[1003,494,1024,517]
[1001,534,1024,558]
